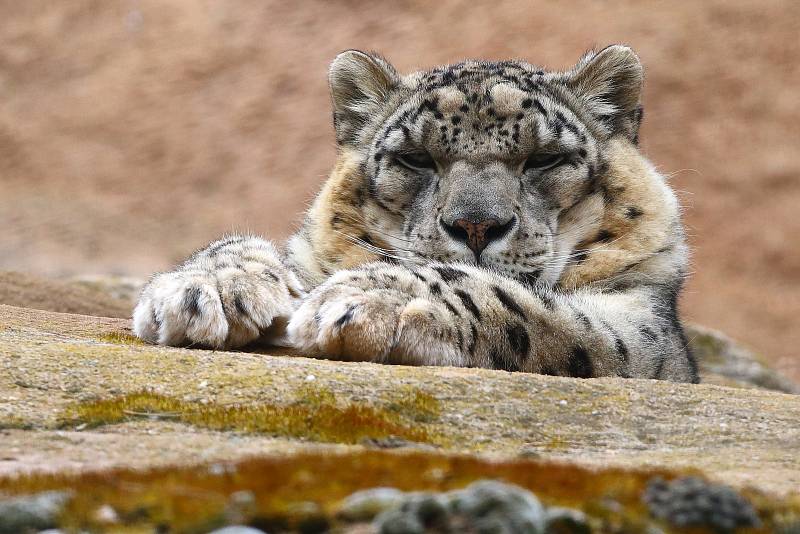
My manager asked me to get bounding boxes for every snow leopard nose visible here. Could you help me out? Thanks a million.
[441,215,516,258]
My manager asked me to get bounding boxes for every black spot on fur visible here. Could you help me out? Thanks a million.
[433,266,467,283]
[586,164,598,190]
[614,336,630,363]
[429,282,442,296]
[262,269,280,282]
[205,236,246,257]
[468,323,478,355]
[521,98,532,109]
[537,290,556,311]
[354,185,366,207]
[492,286,526,319]
[653,282,699,383]
[568,346,594,378]
[625,206,645,219]
[573,308,593,330]
[540,365,559,376]
[652,355,667,379]
[596,230,615,243]
[334,305,356,328]
[183,286,202,316]
[454,289,481,320]
[490,350,520,372]
[506,324,530,357]
[234,294,249,319]
[442,299,460,317]
[151,308,161,330]
[572,249,590,264]
[640,326,658,341]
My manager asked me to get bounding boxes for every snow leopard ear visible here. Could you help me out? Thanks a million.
[329,50,400,145]
[567,45,644,143]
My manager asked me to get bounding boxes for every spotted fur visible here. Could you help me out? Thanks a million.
[133,46,698,383]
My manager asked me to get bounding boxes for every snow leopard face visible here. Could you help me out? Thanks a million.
[329,49,644,286]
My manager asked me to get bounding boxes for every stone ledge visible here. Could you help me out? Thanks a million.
[1,303,799,496]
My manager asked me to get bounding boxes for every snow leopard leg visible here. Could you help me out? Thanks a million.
[288,262,698,382]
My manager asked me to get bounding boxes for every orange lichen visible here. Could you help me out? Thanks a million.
[97,331,148,346]
[58,389,435,445]
[386,386,441,422]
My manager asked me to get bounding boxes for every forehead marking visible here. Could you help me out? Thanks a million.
[489,83,527,115]
[435,87,466,113]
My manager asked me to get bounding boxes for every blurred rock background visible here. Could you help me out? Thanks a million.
[0,0,798,379]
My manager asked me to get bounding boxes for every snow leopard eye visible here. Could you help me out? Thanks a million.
[523,153,565,173]
[395,151,436,172]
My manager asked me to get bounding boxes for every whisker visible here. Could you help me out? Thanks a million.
[334,212,417,244]
[334,230,424,265]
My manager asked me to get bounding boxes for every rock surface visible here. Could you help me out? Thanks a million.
[1,303,800,497]
[686,323,799,394]
[0,271,132,319]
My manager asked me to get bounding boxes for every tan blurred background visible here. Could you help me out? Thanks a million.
[1,0,798,379]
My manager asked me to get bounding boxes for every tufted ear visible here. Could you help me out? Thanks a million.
[329,50,400,145]
[567,45,644,143]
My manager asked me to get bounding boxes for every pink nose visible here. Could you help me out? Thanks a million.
[450,218,501,256]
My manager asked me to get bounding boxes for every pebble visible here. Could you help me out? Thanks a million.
[337,487,406,522]
[93,504,119,524]
[370,480,548,534]
[643,476,760,531]
[0,491,71,534]
[225,490,256,519]
[207,527,267,534]
[545,506,591,533]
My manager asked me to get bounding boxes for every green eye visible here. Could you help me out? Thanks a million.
[524,153,565,172]
[395,152,436,172]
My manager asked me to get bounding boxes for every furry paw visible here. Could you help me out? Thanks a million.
[287,267,465,366]
[133,262,302,349]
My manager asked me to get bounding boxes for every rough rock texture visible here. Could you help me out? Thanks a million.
[687,324,800,394]
[1,303,800,497]
[0,271,132,319]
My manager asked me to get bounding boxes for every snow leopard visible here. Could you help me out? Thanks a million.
[133,45,698,382]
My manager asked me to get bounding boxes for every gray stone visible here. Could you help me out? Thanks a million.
[448,480,546,534]
[338,487,406,522]
[0,491,71,534]
[207,527,267,534]
[544,506,591,534]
